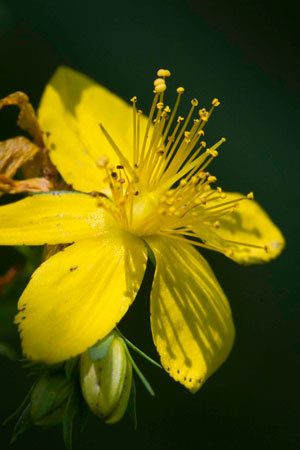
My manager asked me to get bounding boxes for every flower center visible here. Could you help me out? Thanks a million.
[96,69,266,257]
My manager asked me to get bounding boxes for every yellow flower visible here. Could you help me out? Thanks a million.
[0,67,284,393]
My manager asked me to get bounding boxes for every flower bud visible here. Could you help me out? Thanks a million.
[30,372,72,423]
[80,332,132,424]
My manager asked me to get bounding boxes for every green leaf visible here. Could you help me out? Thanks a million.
[65,357,78,380]
[0,341,18,360]
[3,382,36,425]
[78,397,90,433]
[10,403,32,444]
[124,346,155,397]
[127,377,137,430]
[63,384,80,450]
[116,328,162,369]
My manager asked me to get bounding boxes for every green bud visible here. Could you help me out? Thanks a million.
[80,332,132,424]
[30,372,72,423]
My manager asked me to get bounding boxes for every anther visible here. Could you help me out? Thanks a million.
[199,108,208,120]
[131,96,137,103]
[154,83,167,93]
[154,78,165,87]
[212,98,220,106]
[247,192,254,200]
[177,87,184,94]
[157,102,164,109]
[207,175,217,183]
[192,98,199,106]
[157,69,171,77]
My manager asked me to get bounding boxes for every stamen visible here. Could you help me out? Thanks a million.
[94,69,260,257]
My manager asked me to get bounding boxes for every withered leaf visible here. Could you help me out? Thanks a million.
[0,174,52,194]
[0,136,40,178]
[0,92,43,146]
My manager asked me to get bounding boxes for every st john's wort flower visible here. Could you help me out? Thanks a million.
[0,67,284,392]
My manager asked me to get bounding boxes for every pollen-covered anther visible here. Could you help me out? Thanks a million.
[199,108,208,121]
[207,176,217,183]
[96,155,110,168]
[206,149,218,157]
[157,69,171,77]
[247,192,254,200]
[191,98,199,107]
[153,78,166,93]
[130,96,137,103]
[212,98,220,107]
[156,102,164,110]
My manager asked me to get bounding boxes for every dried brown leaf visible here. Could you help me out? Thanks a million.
[0,136,40,178]
[0,174,52,194]
[0,92,43,146]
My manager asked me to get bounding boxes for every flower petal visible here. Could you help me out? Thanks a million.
[198,192,285,264]
[0,192,112,245]
[146,236,235,393]
[15,231,147,364]
[38,66,147,192]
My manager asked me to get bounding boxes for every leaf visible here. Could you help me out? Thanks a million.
[116,328,161,369]
[124,346,155,397]
[0,92,43,146]
[10,403,32,444]
[3,382,36,426]
[0,341,18,360]
[0,136,40,178]
[65,357,79,380]
[127,377,137,430]
[62,384,80,450]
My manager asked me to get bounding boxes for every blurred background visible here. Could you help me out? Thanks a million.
[0,0,299,449]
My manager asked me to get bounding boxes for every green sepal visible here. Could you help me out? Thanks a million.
[89,332,115,361]
[65,357,79,380]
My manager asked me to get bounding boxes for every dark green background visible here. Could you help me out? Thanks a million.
[0,1,299,449]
